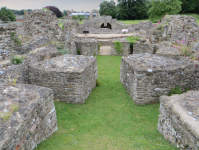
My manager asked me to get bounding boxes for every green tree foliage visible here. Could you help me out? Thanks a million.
[148,0,182,21]
[77,15,84,21]
[99,0,117,18]
[116,0,149,20]
[0,7,16,21]
[71,15,78,20]
[63,10,68,16]
[180,0,199,14]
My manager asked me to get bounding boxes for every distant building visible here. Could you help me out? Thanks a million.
[69,13,97,18]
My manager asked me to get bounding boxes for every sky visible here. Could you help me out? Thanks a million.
[0,0,118,12]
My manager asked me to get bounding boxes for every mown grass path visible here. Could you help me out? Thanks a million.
[35,56,178,150]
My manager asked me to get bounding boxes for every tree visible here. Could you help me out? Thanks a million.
[77,15,84,21]
[99,0,117,18]
[0,7,16,21]
[43,6,63,18]
[148,0,182,21]
[63,10,68,16]
[180,0,199,14]
[116,0,149,20]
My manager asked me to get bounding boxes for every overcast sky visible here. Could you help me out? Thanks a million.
[0,0,118,12]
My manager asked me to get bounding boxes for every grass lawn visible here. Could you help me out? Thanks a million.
[35,56,178,150]
[117,20,149,25]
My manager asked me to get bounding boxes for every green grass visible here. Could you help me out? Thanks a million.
[35,56,178,150]
[58,21,84,29]
[117,20,149,25]
[79,21,84,24]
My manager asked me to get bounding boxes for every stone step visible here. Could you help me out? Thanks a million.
[99,46,111,55]
[98,39,111,46]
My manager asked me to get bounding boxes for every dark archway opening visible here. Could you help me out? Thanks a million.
[100,23,112,29]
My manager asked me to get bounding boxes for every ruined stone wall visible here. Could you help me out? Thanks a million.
[133,40,157,54]
[0,25,17,61]
[0,82,57,150]
[19,9,62,40]
[14,36,50,54]
[111,38,130,56]
[0,45,60,84]
[158,91,199,149]
[120,54,196,105]
[149,15,199,44]
[28,55,98,104]
[75,38,99,56]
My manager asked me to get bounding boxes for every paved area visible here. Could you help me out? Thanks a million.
[100,46,111,55]
[76,33,138,39]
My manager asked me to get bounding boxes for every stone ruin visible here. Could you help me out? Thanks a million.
[28,55,97,104]
[111,38,130,56]
[158,91,199,149]
[120,54,196,105]
[1,9,199,149]
[20,9,62,40]
[0,82,57,150]
[75,38,99,56]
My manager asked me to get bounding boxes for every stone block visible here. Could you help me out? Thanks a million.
[0,82,57,150]
[29,55,98,104]
[158,91,199,149]
[120,54,195,105]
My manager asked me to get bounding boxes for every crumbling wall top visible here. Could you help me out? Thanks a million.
[123,54,192,71]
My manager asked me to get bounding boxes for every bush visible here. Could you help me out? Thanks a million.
[114,41,123,54]
[11,56,24,64]
[72,15,79,20]
[96,79,101,86]
[98,43,101,50]
[168,86,189,96]
[77,49,80,55]
[148,0,182,21]
[43,6,63,18]
[1,15,10,21]
[0,7,16,21]
[10,32,22,46]
[125,36,140,54]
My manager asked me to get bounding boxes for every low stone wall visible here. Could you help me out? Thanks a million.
[14,36,51,54]
[75,38,99,56]
[0,24,16,61]
[111,38,130,56]
[0,45,60,84]
[29,55,98,104]
[120,54,195,105]
[0,82,57,150]
[158,91,199,149]
[133,40,157,54]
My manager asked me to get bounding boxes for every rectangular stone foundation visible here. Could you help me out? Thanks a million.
[29,55,97,104]
[120,54,195,105]
[158,91,199,149]
[0,82,57,150]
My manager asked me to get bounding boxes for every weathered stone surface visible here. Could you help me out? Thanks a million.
[158,91,199,149]
[75,38,99,56]
[0,82,57,150]
[0,45,60,84]
[64,41,77,55]
[120,54,195,105]
[20,9,62,40]
[133,41,157,54]
[29,55,98,104]
[111,38,130,56]
[14,36,50,54]
[149,15,199,44]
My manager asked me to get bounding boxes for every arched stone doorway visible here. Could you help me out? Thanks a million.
[89,9,100,21]
[100,23,112,29]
